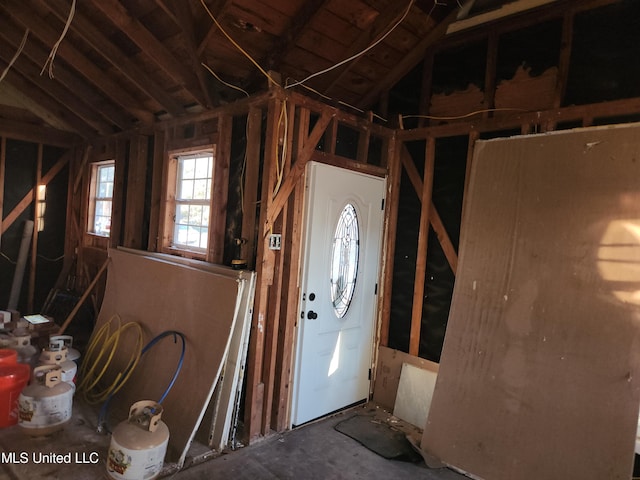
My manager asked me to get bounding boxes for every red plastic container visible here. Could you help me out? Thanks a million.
[0,349,18,366]
[0,363,30,427]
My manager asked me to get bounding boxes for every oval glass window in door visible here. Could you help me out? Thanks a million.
[330,203,359,318]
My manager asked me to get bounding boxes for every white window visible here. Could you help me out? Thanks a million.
[88,161,115,236]
[170,150,214,252]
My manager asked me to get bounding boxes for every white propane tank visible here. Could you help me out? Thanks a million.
[18,365,73,436]
[48,335,81,363]
[8,332,38,367]
[37,339,77,389]
[107,400,170,480]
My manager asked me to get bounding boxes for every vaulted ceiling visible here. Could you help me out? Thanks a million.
[0,0,546,142]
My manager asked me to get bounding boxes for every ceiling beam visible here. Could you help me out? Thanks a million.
[357,6,459,109]
[0,42,115,136]
[167,0,213,107]
[3,0,154,125]
[37,0,186,117]
[314,1,414,96]
[196,0,235,56]
[0,112,79,147]
[0,74,95,138]
[89,0,207,107]
[246,0,330,90]
[0,21,135,131]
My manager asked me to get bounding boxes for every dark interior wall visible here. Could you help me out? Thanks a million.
[0,140,67,314]
[386,0,640,362]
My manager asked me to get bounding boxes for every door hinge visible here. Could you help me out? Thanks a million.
[374,283,378,295]
[368,368,372,380]
[381,198,385,210]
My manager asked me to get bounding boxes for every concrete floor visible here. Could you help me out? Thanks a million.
[0,401,469,480]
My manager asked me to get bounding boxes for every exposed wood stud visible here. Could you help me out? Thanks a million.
[409,137,435,357]
[242,107,263,269]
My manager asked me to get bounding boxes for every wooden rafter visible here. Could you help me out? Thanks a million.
[0,117,79,147]
[3,0,154,124]
[357,6,459,109]
[37,0,186,117]
[258,0,330,74]
[168,0,213,107]
[315,1,414,96]
[196,0,234,56]
[0,20,136,131]
[0,43,114,136]
[89,0,207,107]
[0,72,94,137]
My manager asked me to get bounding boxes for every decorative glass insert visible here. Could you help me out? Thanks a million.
[330,203,359,318]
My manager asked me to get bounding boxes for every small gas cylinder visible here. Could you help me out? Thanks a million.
[37,339,77,389]
[48,335,80,363]
[18,365,73,436]
[7,333,38,367]
[107,401,170,480]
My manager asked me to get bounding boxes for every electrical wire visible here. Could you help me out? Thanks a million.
[201,62,250,97]
[401,107,528,121]
[41,0,76,79]
[285,0,416,89]
[198,0,279,87]
[0,28,29,84]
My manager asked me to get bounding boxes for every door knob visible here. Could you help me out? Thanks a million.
[307,310,318,320]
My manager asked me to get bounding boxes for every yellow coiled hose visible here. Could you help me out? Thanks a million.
[77,314,144,404]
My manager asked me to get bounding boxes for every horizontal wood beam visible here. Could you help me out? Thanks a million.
[0,117,79,147]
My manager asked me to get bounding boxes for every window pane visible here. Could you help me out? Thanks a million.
[172,151,214,251]
[181,158,196,179]
[195,157,210,178]
[193,179,209,200]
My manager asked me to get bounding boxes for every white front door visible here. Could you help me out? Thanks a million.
[291,161,385,426]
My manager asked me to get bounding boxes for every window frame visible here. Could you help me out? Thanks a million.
[160,146,217,260]
[87,160,115,237]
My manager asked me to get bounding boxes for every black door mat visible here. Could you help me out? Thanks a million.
[334,414,423,463]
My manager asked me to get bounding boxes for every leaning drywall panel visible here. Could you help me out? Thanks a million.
[373,346,439,410]
[95,248,240,465]
[422,123,640,480]
[393,362,438,429]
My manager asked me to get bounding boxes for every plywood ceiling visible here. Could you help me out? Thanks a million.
[0,0,554,140]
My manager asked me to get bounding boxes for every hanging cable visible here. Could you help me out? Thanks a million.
[285,0,416,89]
[0,28,29,84]
[198,0,279,87]
[201,62,250,97]
[41,0,76,78]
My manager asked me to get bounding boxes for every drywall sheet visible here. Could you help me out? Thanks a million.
[422,123,640,480]
[373,346,439,410]
[393,362,438,429]
[95,248,240,465]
